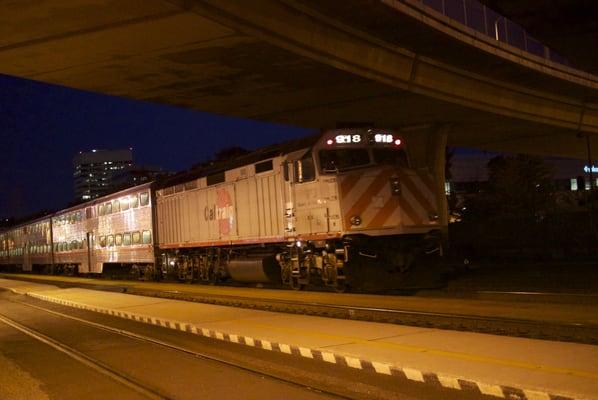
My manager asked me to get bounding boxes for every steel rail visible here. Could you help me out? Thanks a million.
[2,274,596,344]
[126,287,598,345]
[6,297,352,400]
[0,311,169,400]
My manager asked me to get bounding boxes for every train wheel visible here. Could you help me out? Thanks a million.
[207,269,217,285]
[290,277,305,290]
[333,280,348,293]
[130,264,141,280]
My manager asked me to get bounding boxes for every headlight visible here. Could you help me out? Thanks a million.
[389,178,401,195]
[350,215,362,226]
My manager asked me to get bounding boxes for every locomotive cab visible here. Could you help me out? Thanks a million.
[318,129,440,235]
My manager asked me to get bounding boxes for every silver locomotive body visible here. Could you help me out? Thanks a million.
[156,129,443,290]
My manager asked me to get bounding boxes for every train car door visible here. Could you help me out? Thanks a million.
[282,158,296,238]
[23,241,32,272]
[86,232,95,273]
[289,151,329,236]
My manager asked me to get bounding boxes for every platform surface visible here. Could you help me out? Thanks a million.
[0,278,596,399]
[2,273,597,325]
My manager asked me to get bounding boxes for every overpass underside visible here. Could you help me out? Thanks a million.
[1,0,597,158]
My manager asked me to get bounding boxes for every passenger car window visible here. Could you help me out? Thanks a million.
[130,194,139,208]
[132,231,141,244]
[142,230,151,244]
[112,200,120,213]
[107,235,114,247]
[140,192,149,206]
[99,236,106,247]
[115,234,122,246]
[120,197,129,211]
[123,233,132,246]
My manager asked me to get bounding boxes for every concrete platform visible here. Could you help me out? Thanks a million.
[0,279,595,399]
[2,273,597,326]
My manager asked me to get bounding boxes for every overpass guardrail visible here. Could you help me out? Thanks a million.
[419,0,570,66]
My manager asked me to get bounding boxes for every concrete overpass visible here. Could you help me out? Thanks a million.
[1,0,597,159]
[484,0,598,76]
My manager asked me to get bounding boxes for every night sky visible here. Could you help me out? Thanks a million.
[0,74,312,219]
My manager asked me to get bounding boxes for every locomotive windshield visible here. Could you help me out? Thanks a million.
[319,130,409,173]
[372,148,408,168]
[319,146,408,172]
[319,149,370,172]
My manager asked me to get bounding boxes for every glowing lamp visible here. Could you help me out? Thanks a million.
[394,139,402,146]
[326,139,334,145]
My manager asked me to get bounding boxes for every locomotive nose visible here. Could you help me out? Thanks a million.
[339,167,438,232]
[338,167,399,231]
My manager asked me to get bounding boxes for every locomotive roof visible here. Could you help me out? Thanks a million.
[155,133,321,189]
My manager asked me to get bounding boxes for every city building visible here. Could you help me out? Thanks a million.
[73,149,133,201]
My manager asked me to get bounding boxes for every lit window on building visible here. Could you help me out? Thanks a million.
[570,178,578,191]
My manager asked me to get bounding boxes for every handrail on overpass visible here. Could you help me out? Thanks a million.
[418,0,570,66]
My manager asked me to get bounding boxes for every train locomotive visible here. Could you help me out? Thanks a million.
[0,129,444,291]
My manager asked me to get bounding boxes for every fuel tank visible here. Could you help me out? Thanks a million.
[226,256,281,283]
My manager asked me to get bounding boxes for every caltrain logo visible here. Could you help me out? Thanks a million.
[204,189,234,235]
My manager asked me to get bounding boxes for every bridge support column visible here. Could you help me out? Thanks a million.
[428,125,450,248]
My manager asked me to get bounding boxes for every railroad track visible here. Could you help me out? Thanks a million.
[128,287,598,345]
[0,297,351,400]
[3,274,597,345]
[0,309,168,400]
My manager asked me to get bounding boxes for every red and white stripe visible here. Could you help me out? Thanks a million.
[339,167,438,231]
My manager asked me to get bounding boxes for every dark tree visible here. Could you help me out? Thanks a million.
[464,154,554,220]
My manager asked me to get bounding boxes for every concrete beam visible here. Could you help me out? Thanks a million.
[189,1,597,134]
[0,0,597,158]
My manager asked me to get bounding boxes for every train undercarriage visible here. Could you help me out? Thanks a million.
[0,233,444,292]
[159,231,444,292]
